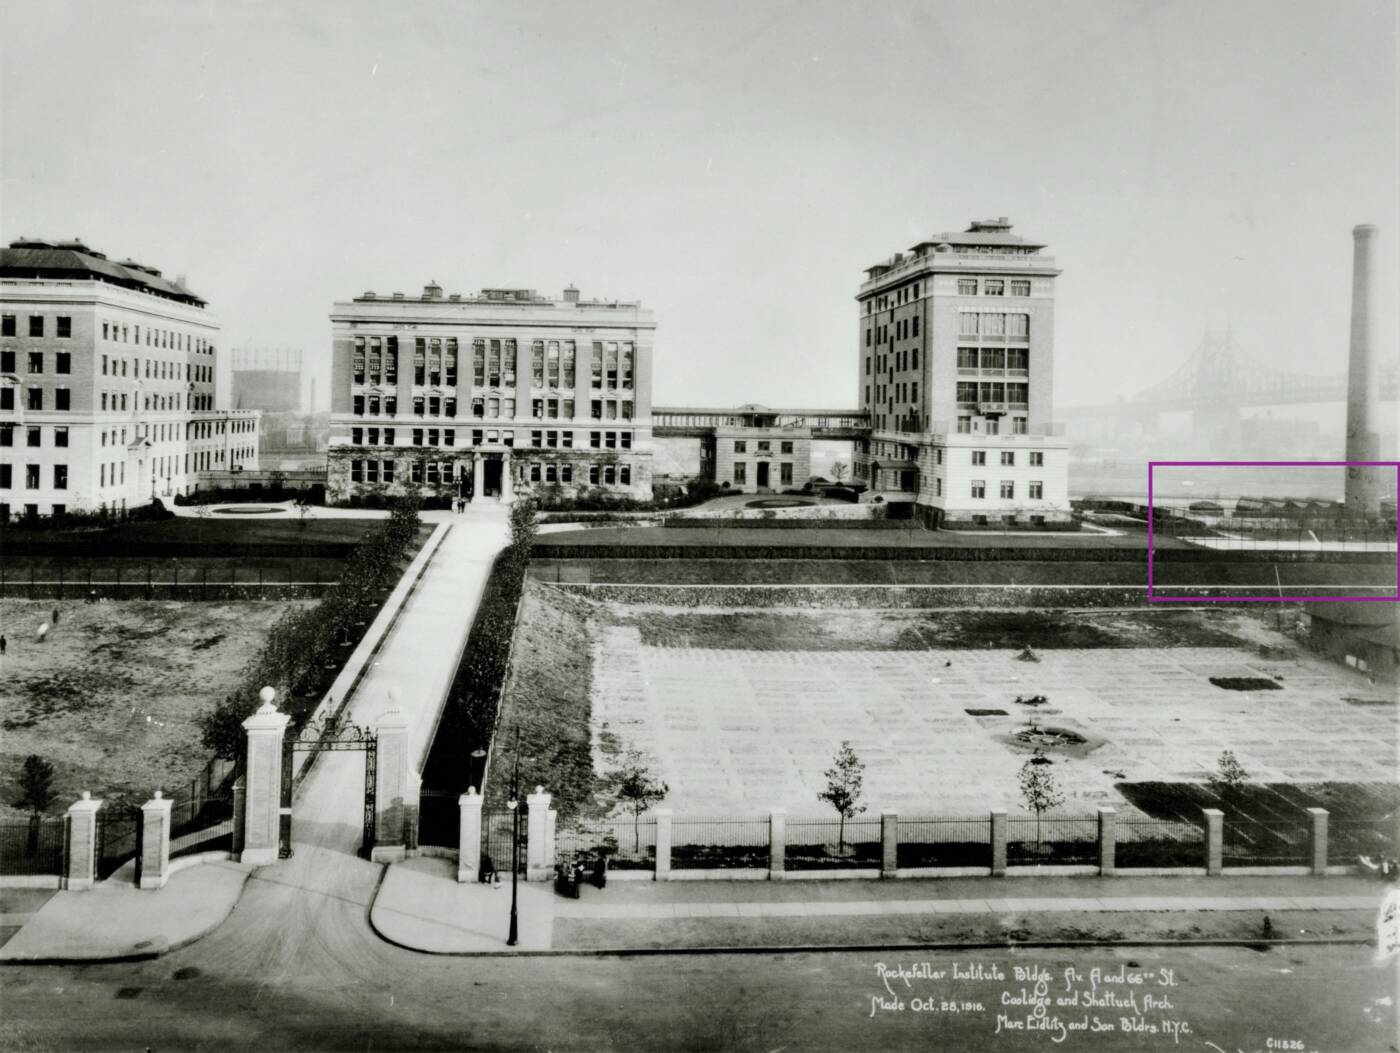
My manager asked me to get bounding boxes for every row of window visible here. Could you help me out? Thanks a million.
[958,347,1030,370]
[1,425,69,448]
[865,283,922,314]
[965,480,1044,500]
[3,387,71,411]
[348,427,634,451]
[733,462,795,485]
[955,416,1028,435]
[1,350,72,374]
[346,459,636,488]
[99,391,213,413]
[351,336,635,392]
[959,313,1030,338]
[955,382,1030,406]
[101,320,210,353]
[868,380,920,407]
[866,315,921,348]
[957,278,1030,297]
[0,464,68,490]
[101,354,211,383]
[2,314,72,338]
[351,393,634,421]
[732,440,795,454]
[965,450,1044,467]
[865,347,921,376]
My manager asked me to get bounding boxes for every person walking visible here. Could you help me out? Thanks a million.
[0,634,7,656]
[51,607,59,626]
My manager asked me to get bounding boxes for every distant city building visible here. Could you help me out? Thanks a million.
[0,237,258,517]
[232,347,304,413]
[327,283,654,503]
[855,218,1071,526]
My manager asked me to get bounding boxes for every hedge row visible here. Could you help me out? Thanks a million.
[422,498,539,791]
[197,500,425,758]
[663,517,913,530]
[0,539,359,559]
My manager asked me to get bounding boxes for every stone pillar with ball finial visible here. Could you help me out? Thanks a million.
[240,686,290,865]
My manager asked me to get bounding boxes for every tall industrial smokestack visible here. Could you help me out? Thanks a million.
[1344,224,1381,515]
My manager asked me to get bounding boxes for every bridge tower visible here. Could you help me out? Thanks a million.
[1344,224,1383,515]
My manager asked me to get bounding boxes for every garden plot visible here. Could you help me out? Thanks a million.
[588,609,1397,818]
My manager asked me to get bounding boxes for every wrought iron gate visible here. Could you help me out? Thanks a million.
[96,803,143,883]
[283,715,377,859]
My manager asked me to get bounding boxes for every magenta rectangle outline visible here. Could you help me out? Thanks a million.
[1146,460,1400,603]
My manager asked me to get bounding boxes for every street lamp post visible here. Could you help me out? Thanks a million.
[469,744,487,793]
[506,727,520,947]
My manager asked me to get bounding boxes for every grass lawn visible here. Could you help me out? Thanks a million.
[0,598,311,817]
[2,517,386,548]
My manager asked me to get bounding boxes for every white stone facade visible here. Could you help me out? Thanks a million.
[328,285,654,504]
[1,240,258,517]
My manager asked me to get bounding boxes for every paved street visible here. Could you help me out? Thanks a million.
[1,941,1395,1051]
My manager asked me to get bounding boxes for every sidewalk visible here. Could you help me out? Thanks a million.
[0,859,253,963]
[371,858,1390,955]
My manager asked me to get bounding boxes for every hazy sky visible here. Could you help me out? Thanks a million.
[3,0,1396,413]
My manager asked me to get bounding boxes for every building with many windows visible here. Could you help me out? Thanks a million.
[327,283,653,503]
[855,218,1070,526]
[0,238,259,518]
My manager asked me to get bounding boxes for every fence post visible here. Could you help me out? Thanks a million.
[544,807,556,869]
[457,788,482,883]
[65,792,102,891]
[1306,808,1328,876]
[1202,808,1224,876]
[880,810,898,878]
[231,775,246,858]
[139,792,173,890]
[1097,807,1116,875]
[990,808,1008,876]
[240,698,290,866]
[768,807,786,881]
[526,787,552,880]
[654,808,672,881]
[371,708,410,863]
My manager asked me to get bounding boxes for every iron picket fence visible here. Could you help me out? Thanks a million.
[0,816,67,877]
[670,818,770,870]
[1115,817,1205,868]
[785,816,882,869]
[169,795,234,859]
[96,804,143,882]
[1222,817,1310,867]
[896,815,991,868]
[481,807,528,875]
[1006,814,1098,866]
[556,817,657,870]
[1326,819,1398,866]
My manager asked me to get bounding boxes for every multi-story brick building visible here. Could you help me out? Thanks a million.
[855,218,1070,526]
[327,283,654,504]
[0,238,258,518]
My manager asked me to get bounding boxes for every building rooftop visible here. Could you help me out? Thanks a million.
[1,238,207,307]
[349,283,640,308]
[865,217,1048,279]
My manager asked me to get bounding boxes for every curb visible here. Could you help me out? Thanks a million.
[367,933,1378,960]
[0,866,254,967]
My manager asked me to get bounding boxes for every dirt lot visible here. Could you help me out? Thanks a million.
[0,598,310,817]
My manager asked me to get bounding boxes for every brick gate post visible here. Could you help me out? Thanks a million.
[457,788,482,883]
[139,792,173,890]
[1202,808,1224,876]
[371,708,410,863]
[526,787,552,880]
[990,808,1008,876]
[240,693,290,866]
[65,793,102,890]
[881,810,899,878]
[769,808,787,881]
[1306,808,1329,876]
[654,808,673,880]
[1097,807,1117,876]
